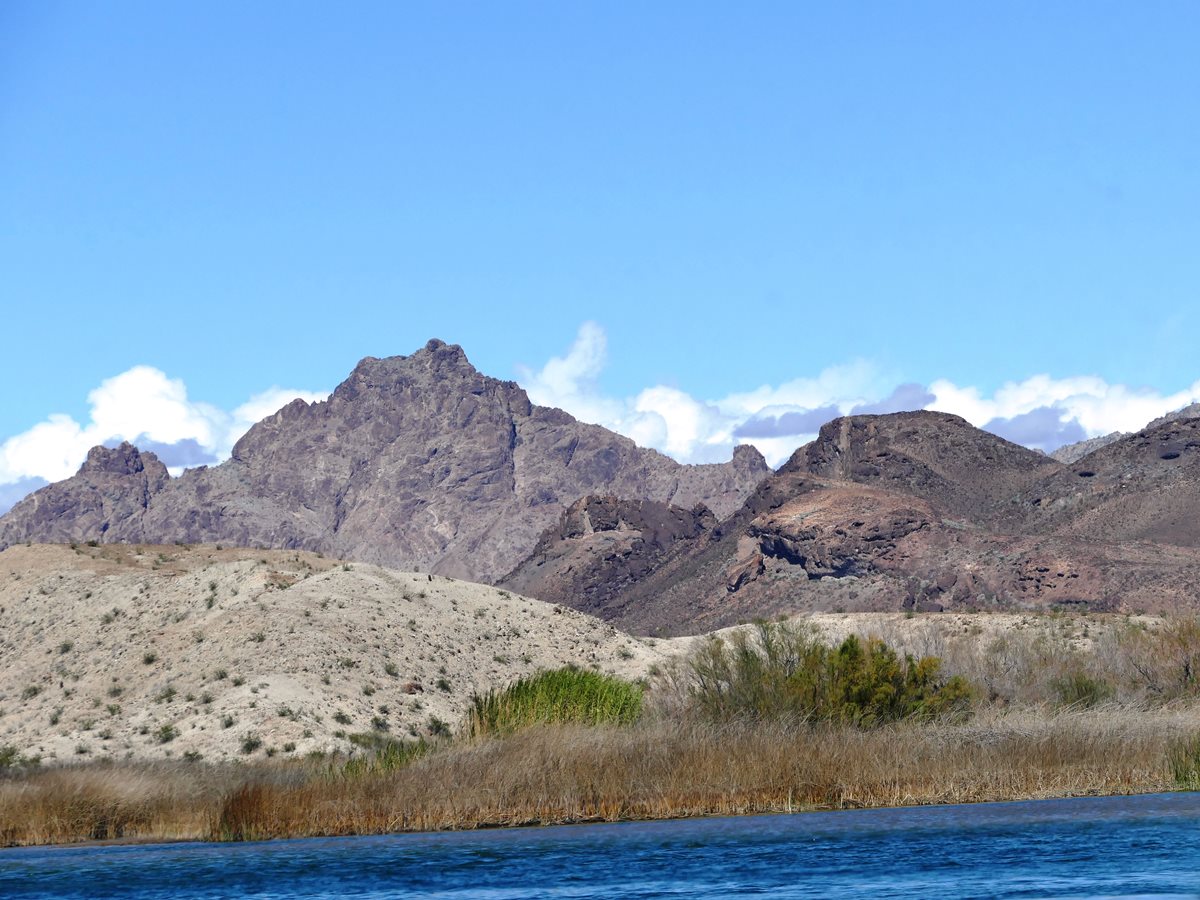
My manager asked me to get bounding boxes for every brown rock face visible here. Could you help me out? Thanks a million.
[509,410,1200,635]
[1012,416,1200,546]
[0,340,770,582]
[0,444,169,546]
[500,495,717,620]
[799,411,1059,524]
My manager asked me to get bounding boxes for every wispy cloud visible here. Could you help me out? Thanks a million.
[519,323,1200,467]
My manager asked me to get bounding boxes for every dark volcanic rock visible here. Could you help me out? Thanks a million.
[501,495,717,619]
[800,410,1060,524]
[0,340,770,582]
[1051,402,1200,464]
[510,410,1200,635]
[1015,415,1200,546]
[0,444,169,546]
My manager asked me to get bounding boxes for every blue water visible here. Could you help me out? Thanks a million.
[4,793,1200,898]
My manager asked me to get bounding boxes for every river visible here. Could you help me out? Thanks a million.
[4,792,1200,898]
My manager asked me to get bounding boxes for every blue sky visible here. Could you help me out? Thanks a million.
[2,2,1199,508]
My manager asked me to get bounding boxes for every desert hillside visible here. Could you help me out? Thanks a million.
[0,543,670,764]
[2,541,1170,767]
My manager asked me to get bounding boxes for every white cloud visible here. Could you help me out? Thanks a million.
[518,324,896,466]
[715,360,886,419]
[519,323,1200,468]
[928,375,1200,437]
[0,367,328,489]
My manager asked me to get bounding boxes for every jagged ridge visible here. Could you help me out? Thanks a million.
[0,340,769,582]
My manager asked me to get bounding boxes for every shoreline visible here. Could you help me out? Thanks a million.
[4,708,1196,848]
[3,784,1183,852]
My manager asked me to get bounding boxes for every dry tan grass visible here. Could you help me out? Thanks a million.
[4,706,1196,846]
[6,544,1200,848]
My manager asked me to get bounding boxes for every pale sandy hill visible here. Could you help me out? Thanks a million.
[0,544,671,763]
[0,543,1157,767]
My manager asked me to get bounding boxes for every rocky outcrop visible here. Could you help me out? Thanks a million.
[508,411,1200,635]
[1051,402,1200,464]
[1050,432,1128,464]
[501,495,717,620]
[0,340,770,582]
[0,444,169,546]
[1013,415,1200,546]
[800,411,1060,524]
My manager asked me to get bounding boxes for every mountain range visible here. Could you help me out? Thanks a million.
[0,341,769,583]
[2,340,1197,634]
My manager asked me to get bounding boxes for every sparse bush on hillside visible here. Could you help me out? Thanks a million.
[154,687,177,704]
[467,667,644,738]
[155,724,179,744]
[240,733,263,754]
[679,621,974,727]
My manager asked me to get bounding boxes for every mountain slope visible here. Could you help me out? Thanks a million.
[0,341,769,582]
[507,411,1200,634]
[1017,415,1200,546]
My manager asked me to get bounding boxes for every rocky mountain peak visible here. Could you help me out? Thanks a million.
[328,341,532,412]
[731,443,769,471]
[1,339,768,583]
[79,442,167,479]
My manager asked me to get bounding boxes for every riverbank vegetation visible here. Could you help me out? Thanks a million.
[4,615,1200,846]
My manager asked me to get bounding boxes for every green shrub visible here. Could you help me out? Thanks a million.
[1170,733,1200,789]
[684,621,974,727]
[343,732,431,775]
[0,746,39,771]
[467,666,644,738]
[1052,671,1114,708]
[155,723,179,744]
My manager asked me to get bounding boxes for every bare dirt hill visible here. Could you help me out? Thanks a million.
[0,544,671,764]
